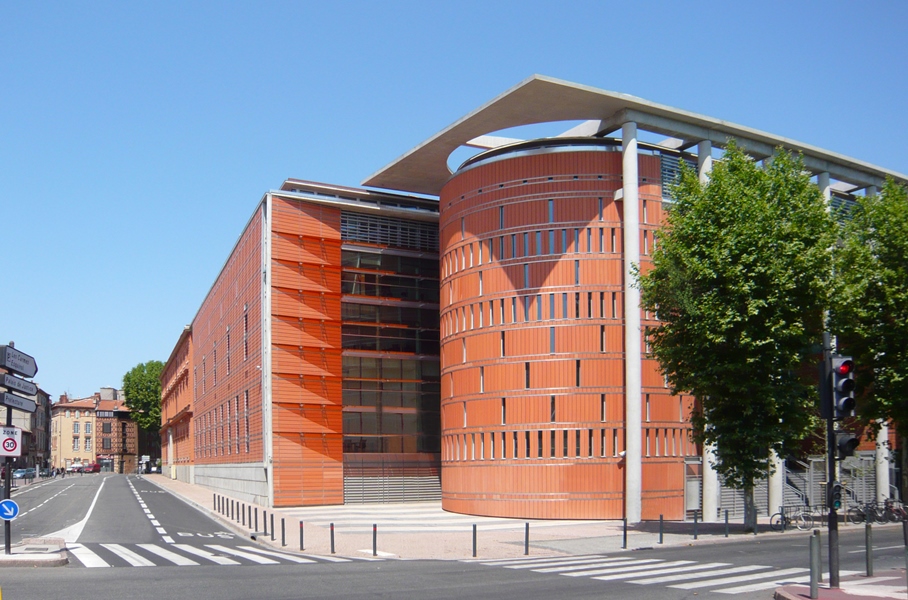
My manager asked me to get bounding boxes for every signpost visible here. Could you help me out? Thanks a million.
[0,342,38,555]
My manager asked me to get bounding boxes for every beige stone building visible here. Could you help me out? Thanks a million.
[51,388,138,473]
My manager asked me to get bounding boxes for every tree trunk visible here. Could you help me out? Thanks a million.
[743,482,757,533]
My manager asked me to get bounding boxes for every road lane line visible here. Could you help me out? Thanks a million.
[237,545,316,563]
[506,556,626,569]
[101,544,155,567]
[205,545,279,564]
[591,562,730,581]
[631,564,769,584]
[532,557,641,573]
[173,544,241,565]
[137,543,200,566]
[669,567,808,589]
[67,543,110,568]
[47,477,109,542]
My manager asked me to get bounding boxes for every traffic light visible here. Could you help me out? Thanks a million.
[836,431,860,460]
[829,481,844,511]
[831,355,856,419]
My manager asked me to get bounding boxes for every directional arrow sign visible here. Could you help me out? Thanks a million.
[0,392,36,414]
[0,373,37,397]
[0,346,37,379]
[0,499,20,521]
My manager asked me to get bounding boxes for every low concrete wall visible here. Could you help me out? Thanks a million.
[194,463,268,506]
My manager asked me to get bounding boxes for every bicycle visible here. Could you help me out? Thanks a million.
[770,506,810,531]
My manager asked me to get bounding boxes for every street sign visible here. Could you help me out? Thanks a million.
[0,499,19,521]
[0,373,37,397]
[0,427,21,457]
[0,346,37,378]
[0,392,36,414]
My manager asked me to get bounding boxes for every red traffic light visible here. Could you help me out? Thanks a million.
[835,360,854,376]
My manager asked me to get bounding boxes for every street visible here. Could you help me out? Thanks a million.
[1,474,905,600]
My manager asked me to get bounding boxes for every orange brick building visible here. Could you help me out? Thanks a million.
[163,75,904,520]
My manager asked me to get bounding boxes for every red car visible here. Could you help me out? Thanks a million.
[82,463,101,473]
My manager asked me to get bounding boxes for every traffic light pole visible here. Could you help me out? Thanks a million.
[823,332,840,588]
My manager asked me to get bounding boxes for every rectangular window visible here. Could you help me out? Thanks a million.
[525,431,530,459]
[574,229,580,252]
[102,438,112,450]
[523,296,530,322]
[576,360,581,387]
[562,293,568,318]
[587,228,591,253]
[511,234,517,258]
[85,437,92,451]
[523,233,529,257]
[102,422,112,434]
[73,422,80,434]
[478,241,483,265]
[511,298,516,323]
[226,332,231,375]
[480,366,484,393]
[575,260,580,285]
[72,437,79,451]
[561,229,567,253]
[536,295,542,321]
[601,394,607,421]
[550,396,556,422]
[537,431,543,458]
[244,391,250,453]
[548,199,554,223]
[611,228,617,253]
[524,264,529,288]
[600,325,606,352]
[525,362,531,389]
[84,422,91,435]
[599,228,604,253]
[550,430,556,457]
[598,197,603,220]
[501,398,506,425]
[550,327,555,354]
[548,230,555,255]
[549,294,555,319]
[499,206,504,229]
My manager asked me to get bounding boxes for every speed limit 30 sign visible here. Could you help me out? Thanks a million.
[0,427,22,457]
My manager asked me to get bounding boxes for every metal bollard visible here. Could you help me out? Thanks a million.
[694,510,699,540]
[330,523,335,554]
[866,521,873,576]
[815,529,824,583]
[271,513,275,541]
[725,509,729,538]
[248,505,252,529]
[213,493,216,509]
[472,524,477,557]
[300,521,304,551]
[230,500,234,520]
[264,511,268,536]
[372,524,377,557]
[524,523,530,555]
[659,514,664,544]
[255,508,258,532]
[810,529,822,600]
[242,503,246,527]
[622,518,627,549]
[282,518,286,547]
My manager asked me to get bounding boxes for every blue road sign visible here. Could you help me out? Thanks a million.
[0,499,19,521]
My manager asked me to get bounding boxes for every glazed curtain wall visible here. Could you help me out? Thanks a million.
[439,148,693,519]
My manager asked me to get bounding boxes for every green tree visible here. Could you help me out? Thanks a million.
[122,360,164,433]
[637,143,836,530]
[830,179,908,440]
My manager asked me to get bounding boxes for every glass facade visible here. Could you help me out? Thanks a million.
[340,245,440,456]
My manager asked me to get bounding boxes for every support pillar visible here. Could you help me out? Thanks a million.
[769,449,785,516]
[697,140,712,185]
[702,443,719,522]
[877,421,891,503]
[818,172,831,206]
[622,121,642,524]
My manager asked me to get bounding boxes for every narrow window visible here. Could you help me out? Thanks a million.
[490,433,495,460]
[586,228,591,253]
[511,297,516,322]
[226,332,231,375]
[501,398,506,424]
[575,293,580,319]
[549,293,555,319]
[548,230,555,255]
[523,233,529,257]
[612,292,618,319]
[525,362,531,389]
[501,331,506,357]
[563,430,569,458]
[548,199,554,223]
[535,231,542,256]
[598,197,603,220]
[574,260,580,285]
[463,402,467,427]
[562,293,567,318]
[479,366,484,393]
[561,229,567,253]
[478,240,483,265]
[550,396,556,422]
[550,430,556,457]
[462,338,466,363]
[550,327,555,354]
[502,431,507,459]
[646,394,651,421]
[575,360,581,387]
[588,292,593,318]
[576,430,581,458]
[574,228,579,252]
[536,295,542,321]
[599,228,604,253]
[478,301,483,327]
[499,206,504,230]
[643,199,648,224]
[461,217,465,240]
[524,264,529,289]
[601,394,606,421]
[644,230,649,255]
[511,234,516,258]
[523,297,530,322]
[611,228,616,253]
[537,431,543,458]
[600,325,605,352]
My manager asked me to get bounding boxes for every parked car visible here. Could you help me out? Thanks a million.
[66,464,82,473]
[39,468,52,478]
[82,463,100,473]
[12,468,35,479]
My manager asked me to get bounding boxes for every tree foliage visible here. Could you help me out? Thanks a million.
[829,179,908,435]
[637,143,836,491]
[122,360,164,432]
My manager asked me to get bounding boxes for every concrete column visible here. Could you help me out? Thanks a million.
[817,172,831,205]
[768,450,785,516]
[702,443,719,522]
[877,421,891,502]
[697,140,712,185]
[866,185,879,197]
[622,121,642,524]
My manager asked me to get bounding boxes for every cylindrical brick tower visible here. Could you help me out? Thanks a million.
[439,138,690,519]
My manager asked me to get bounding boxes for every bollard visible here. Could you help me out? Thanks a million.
[213,493,216,509]
[372,524,377,557]
[242,503,246,527]
[622,518,627,549]
[725,509,729,538]
[866,521,873,576]
[271,513,275,541]
[524,523,530,555]
[659,514,664,544]
[255,508,258,533]
[230,500,234,521]
[248,505,252,529]
[472,524,477,557]
[810,529,822,600]
[330,523,335,554]
[263,511,268,536]
[282,518,286,547]
[815,530,824,583]
[300,521,305,551]
[694,511,699,540]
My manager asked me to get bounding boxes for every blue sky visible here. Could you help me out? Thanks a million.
[1,1,905,400]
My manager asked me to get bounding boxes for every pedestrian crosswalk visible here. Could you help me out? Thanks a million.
[464,554,859,595]
[67,542,363,568]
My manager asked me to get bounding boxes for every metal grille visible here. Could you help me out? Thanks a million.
[660,154,697,201]
[830,193,857,225]
[341,212,439,252]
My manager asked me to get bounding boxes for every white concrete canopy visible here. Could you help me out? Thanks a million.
[363,75,907,196]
